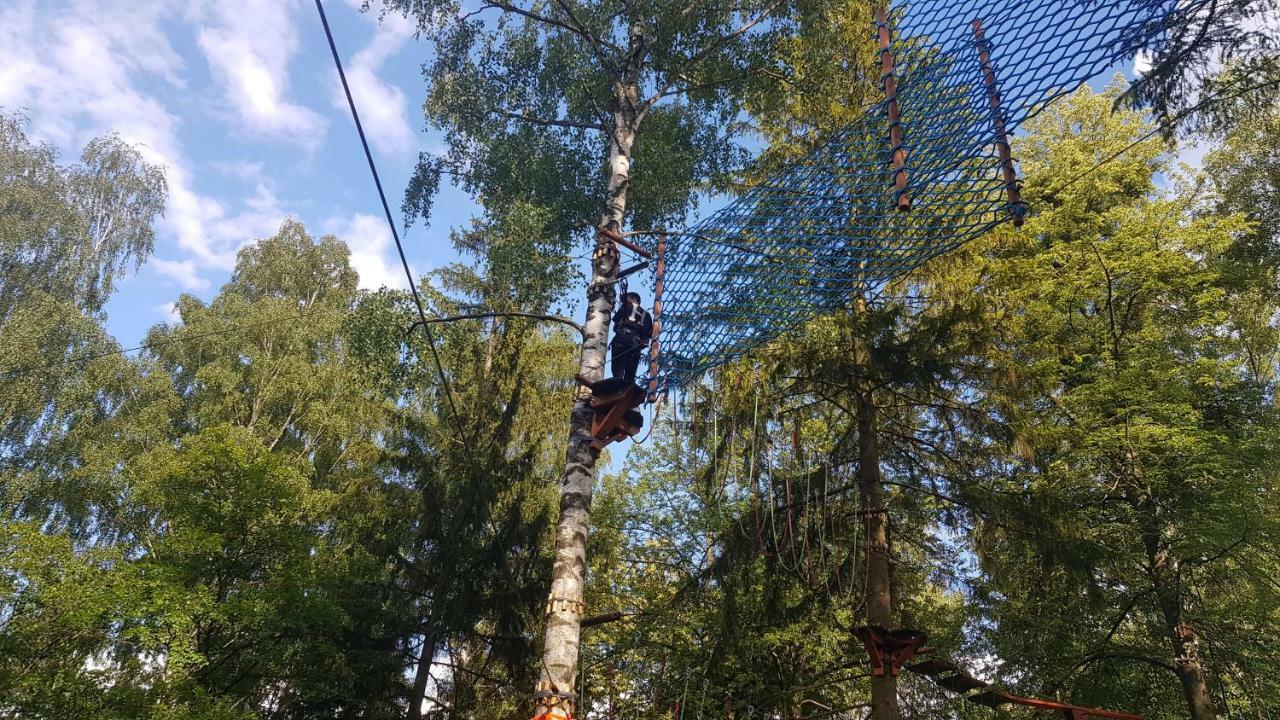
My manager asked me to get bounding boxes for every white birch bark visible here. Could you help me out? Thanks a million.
[534,68,640,716]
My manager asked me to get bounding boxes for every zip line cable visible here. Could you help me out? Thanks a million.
[313,0,466,441]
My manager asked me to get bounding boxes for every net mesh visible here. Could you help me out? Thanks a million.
[652,0,1206,390]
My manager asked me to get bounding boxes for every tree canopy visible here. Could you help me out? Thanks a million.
[2,5,1279,719]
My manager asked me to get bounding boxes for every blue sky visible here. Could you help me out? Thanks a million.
[1,0,480,347]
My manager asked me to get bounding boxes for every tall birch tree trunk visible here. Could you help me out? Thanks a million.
[533,69,640,717]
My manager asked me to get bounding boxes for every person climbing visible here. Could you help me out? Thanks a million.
[610,288,653,384]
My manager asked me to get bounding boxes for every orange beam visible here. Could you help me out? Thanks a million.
[976,692,1145,720]
[597,226,651,258]
[875,6,910,211]
[972,18,1025,227]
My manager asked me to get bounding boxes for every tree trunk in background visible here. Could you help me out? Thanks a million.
[1143,516,1219,720]
[853,305,900,720]
[857,388,900,720]
[533,71,639,717]
[410,632,434,720]
[1164,610,1219,720]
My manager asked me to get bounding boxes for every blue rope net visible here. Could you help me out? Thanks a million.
[652,0,1206,390]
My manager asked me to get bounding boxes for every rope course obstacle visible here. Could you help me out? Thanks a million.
[650,0,1211,391]
[900,656,1146,720]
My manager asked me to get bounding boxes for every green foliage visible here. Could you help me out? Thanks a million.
[0,521,152,718]
[0,206,580,717]
[127,425,341,714]
[435,201,577,314]
[146,220,379,487]
[741,2,880,178]
[347,203,578,719]
[1,424,337,720]
[0,114,172,534]
[5,25,1280,720]
[937,85,1280,718]
[0,111,166,319]
[388,0,875,235]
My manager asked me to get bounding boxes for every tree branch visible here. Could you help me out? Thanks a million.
[495,109,605,131]
[551,0,622,61]
[655,71,755,101]
[1099,587,1156,646]
[1068,651,1178,678]
[881,478,969,510]
[482,0,621,65]
[419,311,584,336]
[483,1,590,42]
[643,0,785,113]
[1184,534,1250,568]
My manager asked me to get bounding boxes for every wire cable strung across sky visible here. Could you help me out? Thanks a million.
[653,0,1212,390]
[314,0,469,442]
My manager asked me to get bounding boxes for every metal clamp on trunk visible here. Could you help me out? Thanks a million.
[545,596,586,617]
[532,688,576,720]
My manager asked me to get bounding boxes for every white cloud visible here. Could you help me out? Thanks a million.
[330,7,417,156]
[0,3,181,151]
[196,0,327,145]
[325,213,409,291]
[0,0,302,287]
[1132,49,1153,77]
[153,302,182,322]
[179,181,292,271]
[151,258,211,291]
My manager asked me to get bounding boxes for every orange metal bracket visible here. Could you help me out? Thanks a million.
[577,376,645,450]
[967,691,1144,720]
[854,625,928,677]
[875,6,911,211]
[905,654,1145,720]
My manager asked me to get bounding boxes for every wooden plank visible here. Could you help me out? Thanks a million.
[935,673,989,693]
[597,227,652,258]
[968,690,1017,708]
[905,659,960,677]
